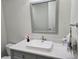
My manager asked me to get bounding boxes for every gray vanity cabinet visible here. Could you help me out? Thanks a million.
[11,50,25,59]
[37,56,52,59]
[11,50,59,59]
[11,50,36,59]
[24,53,36,59]
[37,56,59,59]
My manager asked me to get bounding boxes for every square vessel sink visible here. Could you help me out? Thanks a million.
[26,40,53,50]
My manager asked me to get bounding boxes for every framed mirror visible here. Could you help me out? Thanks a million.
[30,0,59,34]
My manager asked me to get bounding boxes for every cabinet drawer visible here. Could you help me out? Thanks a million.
[13,56,24,59]
[25,53,36,59]
[38,56,52,59]
[37,56,59,59]
[13,51,25,58]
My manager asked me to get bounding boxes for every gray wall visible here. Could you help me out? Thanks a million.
[1,0,78,56]
[2,0,71,43]
[3,0,71,43]
[70,0,78,24]
[2,0,29,43]
[1,0,7,56]
[29,0,71,42]
[70,0,78,42]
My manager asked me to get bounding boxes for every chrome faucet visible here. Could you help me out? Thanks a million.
[41,36,46,42]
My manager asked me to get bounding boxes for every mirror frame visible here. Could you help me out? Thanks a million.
[30,0,59,34]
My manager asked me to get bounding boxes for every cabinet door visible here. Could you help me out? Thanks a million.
[37,56,59,59]
[11,50,25,59]
[37,56,52,59]
[13,56,24,59]
[24,53,36,59]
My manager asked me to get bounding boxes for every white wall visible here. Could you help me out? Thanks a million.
[30,0,71,42]
[70,0,78,24]
[3,0,71,43]
[57,0,71,39]
[3,0,30,43]
[70,0,78,42]
[1,0,7,56]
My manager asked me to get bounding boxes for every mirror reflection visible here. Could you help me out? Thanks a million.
[30,0,58,34]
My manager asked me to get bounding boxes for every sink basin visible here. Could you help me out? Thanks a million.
[26,40,53,50]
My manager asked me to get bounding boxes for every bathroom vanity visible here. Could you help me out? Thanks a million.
[10,39,75,59]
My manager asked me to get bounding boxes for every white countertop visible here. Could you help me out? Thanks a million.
[10,39,75,59]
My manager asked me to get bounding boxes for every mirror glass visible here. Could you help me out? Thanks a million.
[30,0,58,34]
